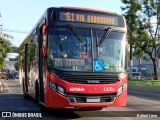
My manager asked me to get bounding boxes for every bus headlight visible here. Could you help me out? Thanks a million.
[122,83,127,91]
[48,80,66,96]
[49,80,56,89]
[117,86,123,96]
[117,83,127,96]
[57,86,65,95]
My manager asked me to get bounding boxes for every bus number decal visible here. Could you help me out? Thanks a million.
[104,87,115,92]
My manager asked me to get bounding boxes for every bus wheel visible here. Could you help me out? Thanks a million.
[40,104,48,113]
[23,81,29,99]
[24,92,29,99]
[35,82,40,104]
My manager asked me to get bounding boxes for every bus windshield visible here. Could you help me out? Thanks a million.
[47,27,126,72]
[47,27,92,71]
[93,30,126,72]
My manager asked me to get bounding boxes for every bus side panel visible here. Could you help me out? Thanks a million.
[24,33,39,99]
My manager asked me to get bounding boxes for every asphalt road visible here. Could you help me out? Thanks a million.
[0,79,160,120]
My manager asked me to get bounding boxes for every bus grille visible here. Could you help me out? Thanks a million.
[68,93,116,103]
[62,74,119,84]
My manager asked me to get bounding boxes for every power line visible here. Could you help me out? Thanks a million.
[0,11,28,34]
[1,28,29,34]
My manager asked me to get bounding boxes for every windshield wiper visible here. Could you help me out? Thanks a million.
[97,27,112,47]
[95,31,99,59]
[68,24,87,46]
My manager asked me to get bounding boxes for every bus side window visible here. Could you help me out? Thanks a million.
[30,40,36,61]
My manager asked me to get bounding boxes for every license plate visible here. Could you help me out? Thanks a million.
[86,97,100,103]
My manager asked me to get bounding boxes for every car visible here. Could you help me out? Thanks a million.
[13,71,19,79]
[6,72,16,80]
[1,72,7,79]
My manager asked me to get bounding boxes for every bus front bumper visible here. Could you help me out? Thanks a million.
[45,86,127,108]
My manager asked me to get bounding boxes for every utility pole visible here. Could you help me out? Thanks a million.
[158,0,160,44]
[0,11,3,92]
[0,11,3,37]
[0,11,3,44]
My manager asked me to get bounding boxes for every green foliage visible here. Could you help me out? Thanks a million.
[121,0,141,44]
[143,56,150,61]
[0,34,13,70]
[128,80,160,92]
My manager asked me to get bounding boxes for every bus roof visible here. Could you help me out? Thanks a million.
[19,7,124,48]
[62,6,117,15]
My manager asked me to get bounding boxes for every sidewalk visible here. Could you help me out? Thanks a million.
[0,79,22,93]
[0,79,9,93]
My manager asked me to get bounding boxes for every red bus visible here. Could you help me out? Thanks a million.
[19,7,128,110]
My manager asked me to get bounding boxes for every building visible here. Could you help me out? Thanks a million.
[129,53,159,79]
[5,53,18,71]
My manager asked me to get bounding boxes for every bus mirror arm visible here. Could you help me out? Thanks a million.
[36,28,45,57]
[36,28,43,48]
[38,35,43,48]
[37,18,46,48]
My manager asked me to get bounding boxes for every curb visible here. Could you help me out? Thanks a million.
[0,80,9,93]
[128,84,160,93]
[0,81,3,92]
[128,88,160,93]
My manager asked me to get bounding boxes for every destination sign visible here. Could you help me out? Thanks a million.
[59,11,118,26]
[54,58,85,67]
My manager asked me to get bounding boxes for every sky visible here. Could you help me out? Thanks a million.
[0,0,124,48]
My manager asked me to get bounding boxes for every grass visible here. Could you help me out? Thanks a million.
[128,80,160,92]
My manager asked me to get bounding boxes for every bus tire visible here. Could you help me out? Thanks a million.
[23,80,29,99]
[35,81,40,104]
[24,92,29,99]
[40,104,48,113]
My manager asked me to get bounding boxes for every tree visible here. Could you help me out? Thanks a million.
[139,0,160,80]
[121,0,141,78]
[0,33,13,71]
[121,0,160,79]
